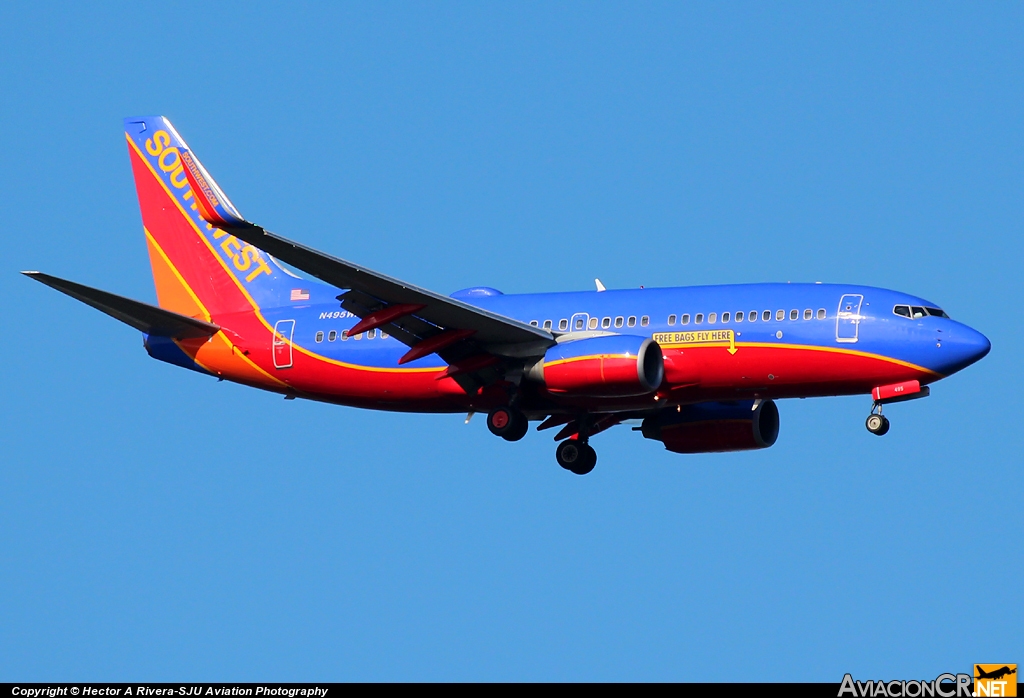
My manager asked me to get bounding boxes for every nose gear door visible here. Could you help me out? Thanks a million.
[836,294,863,344]
[273,319,296,368]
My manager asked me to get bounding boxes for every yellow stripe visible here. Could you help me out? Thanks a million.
[130,135,441,375]
[545,353,635,368]
[144,223,287,386]
[144,227,211,322]
[660,339,940,377]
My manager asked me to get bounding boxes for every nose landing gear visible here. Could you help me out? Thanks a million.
[865,380,932,436]
[865,410,890,436]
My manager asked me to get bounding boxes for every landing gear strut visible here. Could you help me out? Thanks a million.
[556,439,597,475]
[487,407,528,442]
[865,405,890,436]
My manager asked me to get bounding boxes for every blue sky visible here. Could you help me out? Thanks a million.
[1,2,1020,681]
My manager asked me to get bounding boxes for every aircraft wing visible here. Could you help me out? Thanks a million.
[23,271,220,339]
[223,221,553,353]
[177,144,555,390]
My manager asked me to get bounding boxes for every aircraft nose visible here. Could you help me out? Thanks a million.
[939,323,991,375]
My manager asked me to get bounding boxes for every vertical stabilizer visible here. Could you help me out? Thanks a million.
[123,116,291,319]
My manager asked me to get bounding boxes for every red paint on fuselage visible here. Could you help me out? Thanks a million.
[187,314,934,415]
[128,129,939,416]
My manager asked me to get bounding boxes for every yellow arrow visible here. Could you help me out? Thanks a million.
[727,329,737,355]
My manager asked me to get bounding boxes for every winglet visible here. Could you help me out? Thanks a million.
[595,278,606,292]
[178,147,246,227]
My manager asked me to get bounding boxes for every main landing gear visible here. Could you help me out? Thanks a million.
[555,439,597,476]
[865,405,890,436]
[486,406,598,475]
[487,406,529,442]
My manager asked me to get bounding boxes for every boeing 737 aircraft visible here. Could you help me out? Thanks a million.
[24,116,991,474]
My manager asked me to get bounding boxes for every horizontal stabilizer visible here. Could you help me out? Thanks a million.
[22,271,220,339]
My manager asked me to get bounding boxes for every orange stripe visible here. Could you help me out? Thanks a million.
[129,135,441,375]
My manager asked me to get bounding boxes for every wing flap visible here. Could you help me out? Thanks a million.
[23,271,221,339]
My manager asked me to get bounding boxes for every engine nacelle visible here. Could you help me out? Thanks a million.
[527,335,664,398]
[641,399,780,454]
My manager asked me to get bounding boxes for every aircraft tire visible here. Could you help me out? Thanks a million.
[556,440,597,475]
[502,416,530,442]
[866,414,890,436]
[488,407,526,439]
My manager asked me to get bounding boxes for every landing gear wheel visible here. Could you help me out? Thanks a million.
[488,407,528,441]
[503,415,529,442]
[866,413,890,436]
[556,440,597,475]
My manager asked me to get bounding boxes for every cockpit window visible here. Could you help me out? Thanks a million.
[894,304,949,319]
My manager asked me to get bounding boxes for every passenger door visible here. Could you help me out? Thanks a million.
[273,319,296,368]
[836,294,863,344]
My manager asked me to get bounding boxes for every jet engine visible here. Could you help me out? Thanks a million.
[641,399,780,453]
[527,335,664,398]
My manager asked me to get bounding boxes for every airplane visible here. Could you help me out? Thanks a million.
[976,666,1016,681]
[23,116,992,475]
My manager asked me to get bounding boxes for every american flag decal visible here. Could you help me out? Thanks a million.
[290,289,310,301]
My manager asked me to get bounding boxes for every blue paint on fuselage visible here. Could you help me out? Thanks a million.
[258,282,990,377]
[144,334,214,375]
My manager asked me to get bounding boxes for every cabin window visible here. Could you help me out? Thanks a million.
[589,317,599,329]
[603,317,612,328]
[574,317,586,330]
[789,309,798,321]
[354,332,362,340]
[530,320,538,327]
[749,311,757,322]
[722,312,731,323]
[328,330,337,342]
[681,314,690,325]
[367,329,376,339]
[763,310,771,322]
[641,316,650,327]
[817,308,826,319]
[381,332,388,339]
[315,331,324,343]
[543,320,552,330]
[559,319,568,331]
[341,330,349,341]
[708,312,717,324]
[627,316,637,327]
[695,313,704,324]
[804,309,812,320]
[735,311,743,323]
[776,310,785,321]
[615,316,624,328]
[667,314,677,326]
